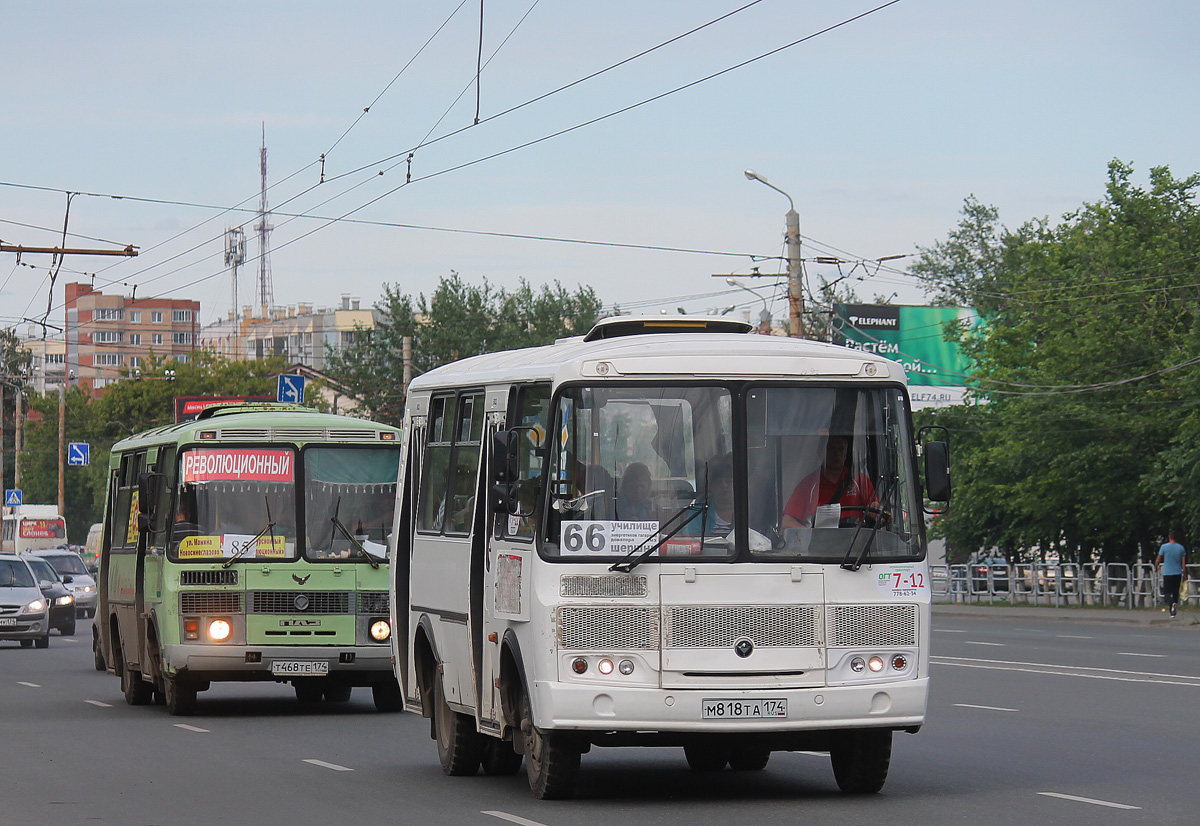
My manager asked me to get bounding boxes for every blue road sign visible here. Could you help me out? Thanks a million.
[277,374,306,404]
[68,442,90,466]
[4,489,22,507]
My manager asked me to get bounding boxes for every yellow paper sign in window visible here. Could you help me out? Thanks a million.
[178,535,222,558]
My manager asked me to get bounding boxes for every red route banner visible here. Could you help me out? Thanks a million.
[181,448,294,482]
[20,519,67,539]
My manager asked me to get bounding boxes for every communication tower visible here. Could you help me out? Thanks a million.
[253,124,274,309]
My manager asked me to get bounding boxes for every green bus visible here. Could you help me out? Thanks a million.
[95,403,402,715]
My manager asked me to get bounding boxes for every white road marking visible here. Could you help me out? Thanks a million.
[1038,791,1140,810]
[304,759,352,772]
[1055,635,1092,640]
[1117,652,1165,658]
[964,641,1005,646]
[17,681,40,687]
[795,750,828,757]
[483,812,551,826]
[174,724,209,733]
[954,703,1018,712]
[84,700,112,707]
[935,629,966,633]
[931,655,1200,687]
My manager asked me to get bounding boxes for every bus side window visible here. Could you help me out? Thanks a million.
[503,383,551,540]
[417,395,454,533]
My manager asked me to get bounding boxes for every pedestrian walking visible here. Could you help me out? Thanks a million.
[1156,530,1188,618]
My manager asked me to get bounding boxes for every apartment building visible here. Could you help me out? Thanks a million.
[65,283,200,395]
[200,295,379,371]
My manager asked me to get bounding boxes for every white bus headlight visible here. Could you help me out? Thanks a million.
[868,656,885,673]
[850,657,866,673]
[208,619,232,641]
[370,619,391,641]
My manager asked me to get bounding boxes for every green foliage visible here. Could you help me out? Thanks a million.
[325,274,603,425]
[15,351,288,541]
[916,161,1200,564]
[1,328,34,493]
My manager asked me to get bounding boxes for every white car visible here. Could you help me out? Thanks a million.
[28,548,97,618]
[0,554,50,648]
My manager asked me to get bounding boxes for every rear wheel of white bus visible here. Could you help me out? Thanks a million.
[434,676,482,775]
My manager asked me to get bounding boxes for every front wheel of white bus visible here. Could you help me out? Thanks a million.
[518,689,580,800]
[829,728,892,794]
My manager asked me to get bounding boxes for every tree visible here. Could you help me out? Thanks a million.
[17,351,289,541]
[0,327,34,493]
[915,161,1200,565]
[326,274,603,425]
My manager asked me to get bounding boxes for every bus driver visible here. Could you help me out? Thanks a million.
[781,435,876,530]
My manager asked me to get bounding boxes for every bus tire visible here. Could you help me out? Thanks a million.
[122,667,153,706]
[683,743,728,772]
[830,728,892,794]
[728,743,771,771]
[164,675,197,716]
[434,677,482,776]
[519,688,579,799]
[481,738,523,776]
[323,684,352,703]
[294,680,324,703]
[372,680,404,712]
[92,627,106,671]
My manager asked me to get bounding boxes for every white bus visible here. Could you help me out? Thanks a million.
[391,317,951,799]
[1,505,68,555]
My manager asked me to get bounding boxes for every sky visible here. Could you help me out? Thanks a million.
[3,0,1198,335]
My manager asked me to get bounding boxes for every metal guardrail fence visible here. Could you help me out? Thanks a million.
[930,562,1200,609]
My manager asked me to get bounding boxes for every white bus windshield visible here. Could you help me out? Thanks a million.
[542,383,920,563]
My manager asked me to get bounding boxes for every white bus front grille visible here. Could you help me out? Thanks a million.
[665,605,822,648]
[560,574,648,598]
[558,606,659,650]
[827,604,917,647]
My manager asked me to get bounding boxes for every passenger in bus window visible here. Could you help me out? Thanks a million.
[173,494,201,540]
[616,462,654,522]
[781,435,875,529]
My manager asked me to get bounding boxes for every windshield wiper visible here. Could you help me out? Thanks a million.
[329,496,380,569]
[608,499,708,573]
[839,474,895,572]
[223,497,276,569]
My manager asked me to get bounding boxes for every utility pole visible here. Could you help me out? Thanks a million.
[58,384,65,514]
[744,170,805,338]
[0,243,138,257]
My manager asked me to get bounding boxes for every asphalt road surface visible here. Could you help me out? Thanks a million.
[2,613,1194,825]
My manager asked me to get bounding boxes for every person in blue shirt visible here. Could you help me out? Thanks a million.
[1156,531,1188,618]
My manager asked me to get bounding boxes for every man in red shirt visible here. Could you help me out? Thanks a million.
[781,435,875,529]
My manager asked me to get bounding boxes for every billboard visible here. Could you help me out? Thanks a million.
[834,304,979,409]
[174,395,274,423]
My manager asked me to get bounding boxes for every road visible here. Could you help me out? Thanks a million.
[1,613,1195,825]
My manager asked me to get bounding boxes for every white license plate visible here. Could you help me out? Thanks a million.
[271,660,329,676]
[702,699,787,719]
[0,618,16,626]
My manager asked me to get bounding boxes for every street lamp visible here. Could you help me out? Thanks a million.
[726,278,772,334]
[745,169,804,338]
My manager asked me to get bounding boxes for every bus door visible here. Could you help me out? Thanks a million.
[138,446,174,667]
[479,384,550,731]
[411,391,485,713]
[109,451,147,673]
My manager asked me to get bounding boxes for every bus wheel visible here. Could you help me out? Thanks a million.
[164,675,197,716]
[434,677,482,776]
[481,738,523,776]
[371,680,404,712]
[323,684,352,703]
[684,743,728,771]
[122,668,153,706]
[92,628,106,671]
[519,688,579,799]
[830,729,892,794]
[728,743,771,771]
[294,680,324,703]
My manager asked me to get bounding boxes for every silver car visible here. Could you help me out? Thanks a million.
[28,548,97,618]
[0,554,50,648]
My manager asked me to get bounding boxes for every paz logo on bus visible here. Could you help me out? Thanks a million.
[734,639,754,658]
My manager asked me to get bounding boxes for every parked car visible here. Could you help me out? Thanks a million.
[970,556,1010,592]
[0,554,50,648]
[28,547,97,617]
[21,554,76,636]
